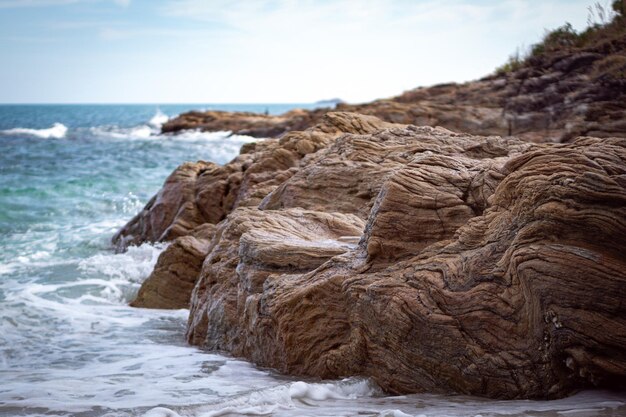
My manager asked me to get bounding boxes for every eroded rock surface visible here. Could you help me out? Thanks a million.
[112,161,213,251]
[118,109,626,398]
[113,112,394,251]
[184,131,626,399]
[187,207,365,351]
[130,224,215,309]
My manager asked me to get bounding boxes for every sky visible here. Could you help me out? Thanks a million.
[0,0,600,103]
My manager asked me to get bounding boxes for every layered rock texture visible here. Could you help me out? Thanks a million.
[119,22,626,400]
[120,111,626,399]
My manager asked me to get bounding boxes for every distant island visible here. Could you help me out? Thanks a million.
[314,98,345,106]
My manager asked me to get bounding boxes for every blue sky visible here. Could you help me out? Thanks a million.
[0,0,598,103]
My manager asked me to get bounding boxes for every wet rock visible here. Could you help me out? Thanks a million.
[112,161,214,251]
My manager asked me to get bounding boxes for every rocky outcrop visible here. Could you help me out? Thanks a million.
[163,30,626,143]
[117,19,626,399]
[112,161,214,251]
[114,112,397,251]
[183,127,626,399]
[162,108,328,138]
[187,207,365,348]
[119,110,626,398]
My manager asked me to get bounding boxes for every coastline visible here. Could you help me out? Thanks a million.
[112,17,626,403]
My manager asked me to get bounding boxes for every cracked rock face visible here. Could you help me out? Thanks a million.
[118,113,626,399]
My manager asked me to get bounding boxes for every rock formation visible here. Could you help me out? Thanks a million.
[120,110,626,399]
[118,19,626,401]
[161,108,328,139]
[114,112,397,252]
[130,223,215,309]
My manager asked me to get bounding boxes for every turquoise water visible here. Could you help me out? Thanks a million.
[0,105,624,417]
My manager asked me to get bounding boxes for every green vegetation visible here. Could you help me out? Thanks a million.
[495,47,525,75]
[495,1,625,75]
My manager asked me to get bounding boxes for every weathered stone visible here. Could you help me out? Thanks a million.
[112,161,214,251]
[185,129,626,399]
[114,112,396,250]
[186,207,365,351]
[130,223,216,309]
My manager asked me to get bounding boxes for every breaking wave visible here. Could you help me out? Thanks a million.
[1,122,68,139]
[148,108,169,128]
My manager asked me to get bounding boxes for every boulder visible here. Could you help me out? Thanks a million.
[130,224,216,309]
[185,128,626,399]
[186,207,365,351]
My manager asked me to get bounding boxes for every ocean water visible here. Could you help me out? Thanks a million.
[0,104,624,417]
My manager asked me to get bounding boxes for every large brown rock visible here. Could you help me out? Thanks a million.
[187,207,365,351]
[184,126,626,399]
[118,107,626,398]
[130,224,216,309]
[112,161,213,251]
[260,126,532,222]
[122,112,398,309]
[113,112,397,251]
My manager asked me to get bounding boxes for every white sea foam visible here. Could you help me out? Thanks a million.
[141,388,626,417]
[78,242,166,285]
[149,109,170,128]
[89,120,257,148]
[1,122,68,139]
[142,378,381,417]
[89,124,155,139]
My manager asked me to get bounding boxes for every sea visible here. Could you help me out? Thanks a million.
[0,104,624,417]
